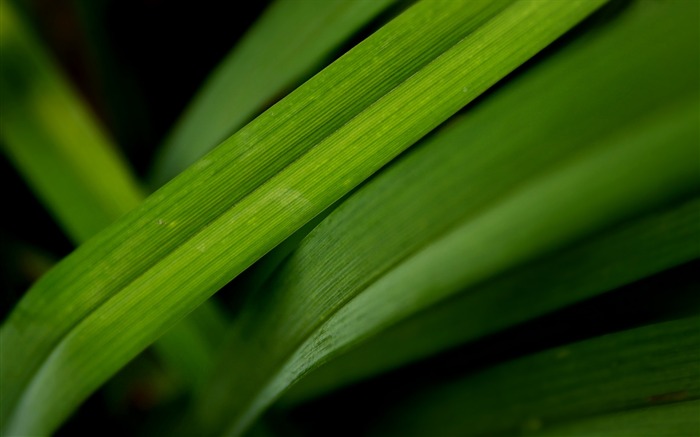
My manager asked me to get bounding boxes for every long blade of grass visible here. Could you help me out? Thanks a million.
[0,0,227,393]
[370,316,700,436]
[195,1,699,432]
[0,0,606,434]
[281,197,700,403]
[150,0,398,186]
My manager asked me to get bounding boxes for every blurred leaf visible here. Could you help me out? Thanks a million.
[370,316,700,436]
[201,102,699,436]
[0,0,143,244]
[282,197,700,403]
[535,400,700,437]
[0,0,225,394]
[196,0,698,432]
[0,0,604,434]
[150,0,398,186]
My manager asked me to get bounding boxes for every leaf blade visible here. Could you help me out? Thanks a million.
[535,400,700,437]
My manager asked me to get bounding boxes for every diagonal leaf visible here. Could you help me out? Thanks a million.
[282,197,700,403]
[0,0,225,392]
[152,0,398,305]
[370,316,700,436]
[150,0,398,186]
[535,400,700,437]
[0,0,607,434]
[196,0,699,432]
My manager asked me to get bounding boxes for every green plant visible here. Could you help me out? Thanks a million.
[1,0,697,436]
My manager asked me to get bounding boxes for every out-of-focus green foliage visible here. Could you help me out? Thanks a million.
[0,0,143,243]
[282,197,700,405]
[372,317,700,436]
[0,0,227,394]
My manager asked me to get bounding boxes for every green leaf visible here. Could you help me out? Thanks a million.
[370,316,700,436]
[0,0,226,393]
[150,0,398,186]
[1,0,605,434]
[282,197,700,404]
[194,0,698,432]
[535,400,700,437]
